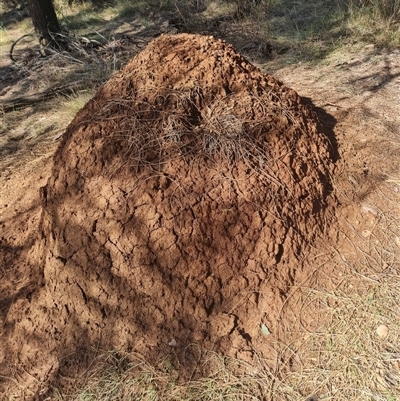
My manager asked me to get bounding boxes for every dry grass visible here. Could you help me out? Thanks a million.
[275,176,400,400]
[97,88,299,189]
[51,351,269,400]
[60,90,95,121]
[0,25,13,48]
[346,0,400,47]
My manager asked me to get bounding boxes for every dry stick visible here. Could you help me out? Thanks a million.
[9,33,34,63]
[44,45,85,64]
[1,81,90,113]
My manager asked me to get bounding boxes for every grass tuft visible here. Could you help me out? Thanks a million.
[346,0,400,47]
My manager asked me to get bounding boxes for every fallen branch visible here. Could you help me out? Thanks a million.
[9,34,35,63]
[0,81,94,113]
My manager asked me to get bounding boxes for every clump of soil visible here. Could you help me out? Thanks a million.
[0,33,336,399]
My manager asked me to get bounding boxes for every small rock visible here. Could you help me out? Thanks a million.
[260,323,271,337]
[361,204,378,215]
[376,325,388,338]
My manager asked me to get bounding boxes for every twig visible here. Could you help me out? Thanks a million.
[9,34,35,63]
[1,81,92,112]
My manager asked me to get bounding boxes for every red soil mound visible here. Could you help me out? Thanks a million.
[0,33,336,399]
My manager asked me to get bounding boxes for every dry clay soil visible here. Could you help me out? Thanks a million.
[0,33,399,399]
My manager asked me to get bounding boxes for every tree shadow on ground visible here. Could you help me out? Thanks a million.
[265,0,350,65]
[0,6,29,29]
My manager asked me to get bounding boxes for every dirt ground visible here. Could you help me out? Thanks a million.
[1,19,399,401]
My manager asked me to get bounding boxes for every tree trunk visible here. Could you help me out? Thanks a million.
[27,0,65,49]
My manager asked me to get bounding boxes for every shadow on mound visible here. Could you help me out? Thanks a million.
[0,33,338,399]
